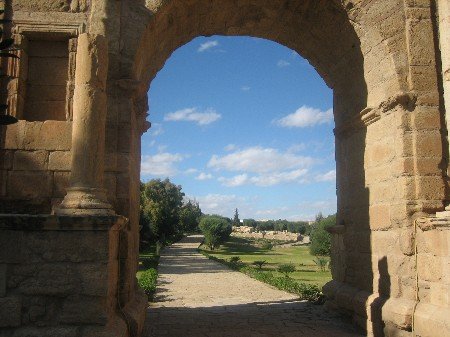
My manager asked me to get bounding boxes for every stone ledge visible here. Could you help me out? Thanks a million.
[334,91,418,138]
[0,214,128,231]
[417,216,450,231]
[326,224,346,234]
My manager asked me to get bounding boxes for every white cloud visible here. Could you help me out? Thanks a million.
[287,143,307,153]
[150,123,164,137]
[208,146,314,174]
[296,199,337,220]
[255,206,289,217]
[196,172,213,181]
[157,145,168,153]
[164,107,221,126]
[241,86,251,91]
[143,139,156,148]
[219,174,249,187]
[141,152,184,177]
[184,168,198,175]
[277,59,290,67]
[275,106,333,128]
[198,40,219,52]
[192,194,244,215]
[224,144,237,152]
[251,169,308,186]
[315,170,336,182]
[219,169,308,187]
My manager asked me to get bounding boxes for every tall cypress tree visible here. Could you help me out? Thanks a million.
[233,208,240,226]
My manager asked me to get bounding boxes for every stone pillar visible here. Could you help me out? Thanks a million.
[56,33,114,216]
[439,0,450,130]
[438,0,450,216]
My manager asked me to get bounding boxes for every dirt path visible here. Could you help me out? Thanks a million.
[143,235,362,337]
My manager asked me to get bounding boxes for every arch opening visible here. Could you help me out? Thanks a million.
[128,1,382,334]
[143,34,337,230]
[124,1,420,336]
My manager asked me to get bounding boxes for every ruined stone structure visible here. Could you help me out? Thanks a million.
[0,1,449,336]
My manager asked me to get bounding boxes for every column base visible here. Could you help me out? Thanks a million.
[55,187,115,216]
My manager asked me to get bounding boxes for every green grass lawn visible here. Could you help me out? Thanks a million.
[200,236,331,287]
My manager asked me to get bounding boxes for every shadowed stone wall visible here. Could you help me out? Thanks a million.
[0,215,147,337]
[0,0,449,336]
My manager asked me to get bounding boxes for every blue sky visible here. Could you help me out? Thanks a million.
[141,36,336,221]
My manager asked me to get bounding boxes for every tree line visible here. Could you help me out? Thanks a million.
[140,178,334,256]
[240,213,335,257]
[239,218,313,235]
[139,178,232,250]
[140,179,202,245]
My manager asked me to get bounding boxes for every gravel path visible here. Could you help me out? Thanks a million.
[143,235,362,337]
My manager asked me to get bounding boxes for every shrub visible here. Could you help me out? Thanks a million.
[138,268,158,299]
[229,256,241,263]
[141,257,158,269]
[261,242,273,250]
[199,215,232,250]
[246,269,323,303]
[313,256,329,272]
[229,256,243,268]
[200,252,323,303]
[253,260,267,269]
[277,263,296,277]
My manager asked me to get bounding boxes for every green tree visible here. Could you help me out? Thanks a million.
[233,208,240,226]
[179,200,202,233]
[140,179,185,240]
[256,220,274,231]
[274,220,288,231]
[243,218,257,227]
[315,212,324,223]
[199,215,232,250]
[309,214,335,256]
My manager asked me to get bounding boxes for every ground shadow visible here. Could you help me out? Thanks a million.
[144,299,363,337]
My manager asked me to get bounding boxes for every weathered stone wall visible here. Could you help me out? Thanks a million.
[0,215,147,337]
[413,217,450,337]
[1,121,72,213]
[0,5,84,213]
[324,1,448,335]
[0,2,147,337]
[0,0,449,336]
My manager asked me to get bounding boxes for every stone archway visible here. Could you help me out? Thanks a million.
[126,2,445,336]
[0,1,449,337]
